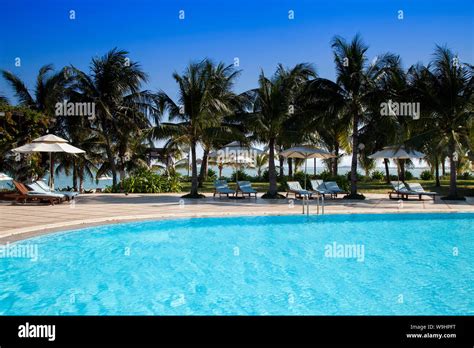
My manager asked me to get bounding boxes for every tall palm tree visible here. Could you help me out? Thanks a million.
[151,59,240,197]
[323,35,398,198]
[69,48,151,187]
[408,46,473,199]
[1,64,69,182]
[242,63,315,198]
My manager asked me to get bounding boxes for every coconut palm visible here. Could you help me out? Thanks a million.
[242,63,316,197]
[408,46,473,199]
[69,48,151,187]
[150,59,240,197]
[326,35,399,198]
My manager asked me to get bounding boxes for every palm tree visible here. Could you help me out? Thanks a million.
[242,63,315,198]
[328,35,397,198]
[408,46,473,199]
[69,48,151,187]
[2,65,69,186]
[2,64,68,118]
[255,153,269,178]
[150,59,240,197]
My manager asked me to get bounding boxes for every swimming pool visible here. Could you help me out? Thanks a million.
[0,213,473,315]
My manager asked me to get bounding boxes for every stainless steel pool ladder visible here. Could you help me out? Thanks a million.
[302,193,324,215]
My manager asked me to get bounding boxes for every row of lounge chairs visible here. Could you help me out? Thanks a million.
[214,179,348,199]
[286,180,346,199]
[213,180,257,198]
[12,180,79,205]
[389,181,437,200]
[215,178,436,201]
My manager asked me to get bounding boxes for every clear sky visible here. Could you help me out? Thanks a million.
[1,0,472,102]
[1,0,472,165]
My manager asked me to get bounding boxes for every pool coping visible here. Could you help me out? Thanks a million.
[1,208,472,245]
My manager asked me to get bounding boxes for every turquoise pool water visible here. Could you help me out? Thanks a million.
[0,213,473,315]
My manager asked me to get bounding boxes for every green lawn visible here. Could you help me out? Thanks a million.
[181,180,474,196]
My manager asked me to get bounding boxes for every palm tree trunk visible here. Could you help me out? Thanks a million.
[268,138,278,196]
[198,148,209,188]
[350,113,359,196]
[104,138,118,187]
[435,156,440,187]
[333,142,340,176]
[288,158,293,178]
[279,155,284,177]
[119,163,126,181]
[399,160,405,182]
[72,159,78,191]
[448,143,458,198]
[79,175,84,193]
[190,141,199,196]
[441,158,446,176]
[384,158,390,183]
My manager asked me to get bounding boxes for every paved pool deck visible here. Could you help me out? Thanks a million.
[0,193,473,243]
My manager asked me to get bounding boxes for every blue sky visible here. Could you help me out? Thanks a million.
[1,0,473,104]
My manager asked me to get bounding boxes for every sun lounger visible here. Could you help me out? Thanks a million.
[32,180,79,201]
[389,181,412,200]
[310,179,331,197]
[389,181,433,200]
[324,181,347,197]
[286,181,312,199]
[237,181,257,198]
[406,182,437,201]
[213,180,236,198]
[13,181,65,205]
[311,180,346,198]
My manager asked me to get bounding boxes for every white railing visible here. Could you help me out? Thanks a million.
[301,193,324,215]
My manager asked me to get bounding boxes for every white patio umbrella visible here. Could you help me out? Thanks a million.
[368,145,425,185]
[0,173,13,181]
[209,141,263,181]
[97,175,112,181]
[11,134,85,189]
[280,146,335,189]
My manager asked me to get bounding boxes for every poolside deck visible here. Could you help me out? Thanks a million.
[1,193,473,243]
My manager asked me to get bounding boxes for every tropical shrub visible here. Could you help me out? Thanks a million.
[346,171,364,182]
[107,170,182,193]
[404,171,414,181]
[441,173,451,180]
[292,171,307,186]
[371,170,384,181]
[420,170,434,180]
[319,170,333,181]
[230,169,251,182]
[207,168,217,180]
[460,172,474,180]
